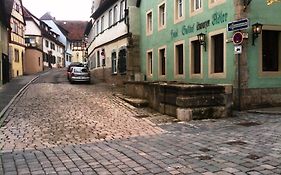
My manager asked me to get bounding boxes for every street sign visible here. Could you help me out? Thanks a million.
[232,32,244,45]
[234,45,242,55]
[227,18,249,32]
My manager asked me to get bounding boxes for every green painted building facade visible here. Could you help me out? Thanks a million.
[139,0,281,109]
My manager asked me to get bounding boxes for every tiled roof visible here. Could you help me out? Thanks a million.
[56,21,88,41]
[40,12,54,20]
[91,0,118,19]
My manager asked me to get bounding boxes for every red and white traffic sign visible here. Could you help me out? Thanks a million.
[232,32,244,45]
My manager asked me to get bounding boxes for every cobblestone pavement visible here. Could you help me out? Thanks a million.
[1,73,281,174]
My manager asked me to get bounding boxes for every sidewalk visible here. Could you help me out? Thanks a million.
[0,74,39,120]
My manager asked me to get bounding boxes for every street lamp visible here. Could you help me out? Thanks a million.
[252,23,263,46]
[197,33,206,51]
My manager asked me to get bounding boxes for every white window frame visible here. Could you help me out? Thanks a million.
[109,9,113,27]
[158,1,166,31]
[120,0,125,19]
[174,0,185,24]
[259,25,281,77]
[208,29,226,79]
[208,0,226,9]
[146,10,153,36]
[190,0,203,17]
[113,5,118,24]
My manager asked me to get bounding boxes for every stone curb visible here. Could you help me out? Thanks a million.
[0,75,40,126]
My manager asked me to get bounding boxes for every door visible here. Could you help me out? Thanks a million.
[2,54,10,84]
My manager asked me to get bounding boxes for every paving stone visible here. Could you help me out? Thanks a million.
[1,72,281,174]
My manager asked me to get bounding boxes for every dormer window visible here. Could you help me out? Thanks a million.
[15,3,20,12]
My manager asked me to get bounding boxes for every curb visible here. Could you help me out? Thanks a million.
[0,75,40,126]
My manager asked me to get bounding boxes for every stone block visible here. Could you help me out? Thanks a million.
[177,108,192,121]
[159,103,177,117]
[176,94,226,108]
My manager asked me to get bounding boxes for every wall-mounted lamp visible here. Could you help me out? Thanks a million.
[197,33,206,51]
[252,22,263,46]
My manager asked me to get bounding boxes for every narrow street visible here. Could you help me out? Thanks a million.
[1,69,281,175]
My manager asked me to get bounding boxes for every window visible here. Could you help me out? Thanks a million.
[120,0,125,19]
[97,50,100,67]
[38,57,41,66]
[262,30,281,72]
[175,42,184,75]
[101,16,104,32]
[159,47,166,76]
[118,49,127,74]
[209,0,225,8]
[158,2,166,30]
[113,5,118,23]
[147,50,153,76]
[109,9,113,26]
[14,49,19,62]
[146,10,153,35]
[96,20,100,34]
[15,3,20,12]
[175,0,184,23]
[112,52,117,74]
[191,40,201,75]
[51,43,55,50]
[210,32,225,74]
[190,0,203,16]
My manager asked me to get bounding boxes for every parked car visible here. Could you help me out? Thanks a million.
[69,66,91,84]
[66,62,84,80]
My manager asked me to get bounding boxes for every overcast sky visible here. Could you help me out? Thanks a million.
[22,0,92,21]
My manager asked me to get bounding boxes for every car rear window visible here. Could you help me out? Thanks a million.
[73,68,88,73]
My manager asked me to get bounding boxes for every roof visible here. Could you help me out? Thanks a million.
[84,20,93,36]
[0,0,9,27]
[56,21,88,41]
[4,0,14,19]
[91,0,118,19]
[40,12,54,20]
[4,0,26,25]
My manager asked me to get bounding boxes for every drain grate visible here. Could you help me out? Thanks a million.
[236,121,261,127]
[225,140,247,145]
[246,154,261,160]
[198,155,212,160]
[199,148,211,152]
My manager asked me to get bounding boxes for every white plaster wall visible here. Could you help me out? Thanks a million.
[25,21,41,36]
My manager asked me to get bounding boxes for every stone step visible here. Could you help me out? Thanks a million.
[113,93,149,108]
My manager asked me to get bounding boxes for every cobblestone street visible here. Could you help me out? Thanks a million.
[1,70,281,174]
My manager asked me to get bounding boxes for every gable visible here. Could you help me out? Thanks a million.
[11,0,25,24]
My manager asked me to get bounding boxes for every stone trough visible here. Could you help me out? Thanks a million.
[124,81,233,121]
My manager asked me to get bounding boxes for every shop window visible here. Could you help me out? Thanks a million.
[262,30,281,72]
[112,52,117,74]
[158,2,166,30]
[191,40,201,74]
[146,10,153,35]
[147,50,153,76]
[118,49,127,74]
[175,42,184,75]
[210,33,224,74]
[174,0,184,23]
[159,47,166,76]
